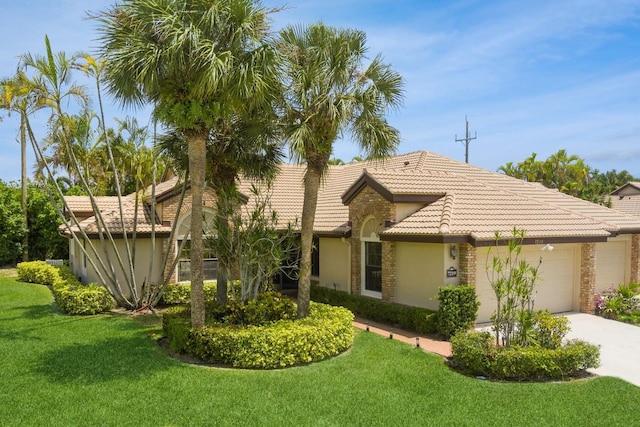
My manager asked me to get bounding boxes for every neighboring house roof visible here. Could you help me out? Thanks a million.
[63,150,640,245]
[611,181,640,196]
[610,195,640,218]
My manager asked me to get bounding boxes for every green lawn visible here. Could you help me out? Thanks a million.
[1,278,639,427]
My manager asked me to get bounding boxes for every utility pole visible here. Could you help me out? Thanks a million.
[455,115,477,163]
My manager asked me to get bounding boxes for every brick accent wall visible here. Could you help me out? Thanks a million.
[381,241,396,302]
[458,243,477,285]
[580,242,596,313]
[160,187,219,283]
[348,186,396,300]
[631,234,640,284]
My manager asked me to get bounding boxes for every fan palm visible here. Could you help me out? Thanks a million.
[278,23,404,317]
[96,0,279,327]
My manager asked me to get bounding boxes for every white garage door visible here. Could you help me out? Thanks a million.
[475,246,576,323]
[595,241,627,293]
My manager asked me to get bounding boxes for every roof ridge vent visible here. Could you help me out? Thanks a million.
[439,193,455,234]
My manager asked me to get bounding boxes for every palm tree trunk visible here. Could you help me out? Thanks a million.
[188,130,208,328]
[20,113,28,262]
[297,164,322,318]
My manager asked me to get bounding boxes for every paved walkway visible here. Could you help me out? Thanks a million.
[353,318,452,358]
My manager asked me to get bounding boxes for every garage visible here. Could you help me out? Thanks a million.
[475,245,577,323]
[595,239,629,293]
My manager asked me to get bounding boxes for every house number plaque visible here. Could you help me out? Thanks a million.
[447,267,457,278]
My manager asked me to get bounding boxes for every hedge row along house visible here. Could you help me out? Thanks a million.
[62,151,640,322]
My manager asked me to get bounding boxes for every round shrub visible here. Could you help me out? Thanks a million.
[163,301,355,369]
[450,330,600,381]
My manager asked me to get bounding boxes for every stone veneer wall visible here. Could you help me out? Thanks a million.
[580,242,596,313]
[631,234,640,284]
[348,186,396,301]
[160,187,218,283]
[458,243,477,286]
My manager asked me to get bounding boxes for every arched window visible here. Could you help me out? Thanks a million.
[175,208,218,282]
[360,216,382,298]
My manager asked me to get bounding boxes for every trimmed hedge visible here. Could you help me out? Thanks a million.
[436,285,480,338]
[160,280,241,305]
[163,301,355,369]
[17,261,114,315]
[450,331,600,381]
[310,285,437,334]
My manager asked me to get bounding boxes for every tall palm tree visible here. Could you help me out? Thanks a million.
[278,23,404,317]
[0,72,44,261]
[96,0,279,327]
[158,113,282,304]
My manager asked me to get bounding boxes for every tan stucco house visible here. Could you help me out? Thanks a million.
[63,151,640,322]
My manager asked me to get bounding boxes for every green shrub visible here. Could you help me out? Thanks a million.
[311,285,437,334]
[164,301,355,369]
[162,305,192,352]
[450,330,600,381]
[436,285,480,338]
[16,261,114,315]
[160,281,239,305]
[531,310,569,349]
[54,283,115,315]
[220,291,297,326]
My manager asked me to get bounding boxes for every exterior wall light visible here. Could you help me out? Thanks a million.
[450,245,458,259]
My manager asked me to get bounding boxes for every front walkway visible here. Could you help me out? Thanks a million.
[353,317,452,358]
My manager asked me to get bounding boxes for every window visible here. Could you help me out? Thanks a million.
[364,241,382,293]
[177,240,217,282]
[360,216,382,298]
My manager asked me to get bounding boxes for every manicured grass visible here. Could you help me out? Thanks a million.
[1,277,639,427]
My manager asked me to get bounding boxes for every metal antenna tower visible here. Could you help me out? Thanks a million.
[455,115,477,163]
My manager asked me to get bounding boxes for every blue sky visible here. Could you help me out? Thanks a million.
[1,0,639,183]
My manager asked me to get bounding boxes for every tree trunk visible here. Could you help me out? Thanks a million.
[188,131,207,328]
[297,164,322,318]
[20,114,28,262]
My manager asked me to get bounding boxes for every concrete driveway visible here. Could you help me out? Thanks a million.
[564,313,640,387]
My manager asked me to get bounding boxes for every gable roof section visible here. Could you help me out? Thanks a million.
[611,182,640,196]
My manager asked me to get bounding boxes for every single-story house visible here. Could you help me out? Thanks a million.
[63,151,640,322]
[610,182,640,217]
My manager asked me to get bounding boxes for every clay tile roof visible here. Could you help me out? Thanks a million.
[63,150,640,242]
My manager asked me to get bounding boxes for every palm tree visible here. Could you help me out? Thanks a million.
[278,23,404,317]
[0,72,44,261]
[96,0,279,327]
[157,113,282,304]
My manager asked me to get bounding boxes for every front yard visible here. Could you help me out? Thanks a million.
[1,277,639,426]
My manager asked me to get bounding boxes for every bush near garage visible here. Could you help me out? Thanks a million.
[310,285,437,334]
[163,298,354,369]
[435,285,480,338]
[17,261,114,315]
[450,330,600,381]
[595,283,640,325]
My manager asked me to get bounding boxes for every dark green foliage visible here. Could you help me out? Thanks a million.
[26,184,67,260]
[311,285,437,334]
[0,181,68,265]
[17,261,113,315]
[0,180,24,265]
[160,281,221,305]
[216,291,297,326]
[163,301,354,369]
[436,285,480,338]
[451,331,600,381]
